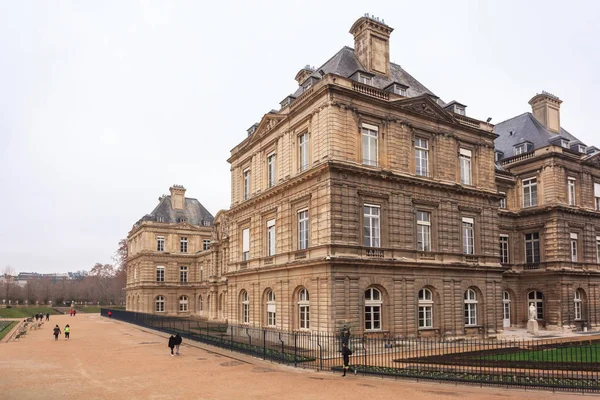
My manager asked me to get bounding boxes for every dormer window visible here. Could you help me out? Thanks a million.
[385,83,408,96]
[247,123,259,136]
[578,145,587,153]
[178,217,186,223]
[495,151,504,162]
[279,96,295,109]
[301,76,319,91]
[560,139,570,148]
[357,72,372,85]
[455,106,465,116]
[156,216,164,222]
[514,142,533,155]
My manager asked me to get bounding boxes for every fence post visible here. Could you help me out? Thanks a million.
[317,333,323,371]
[279,332,285,364]
[263,329,267,360]
[294,333,298,367]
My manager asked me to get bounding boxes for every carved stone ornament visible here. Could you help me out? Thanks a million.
[404,101,439,118]
[221,217,229,239]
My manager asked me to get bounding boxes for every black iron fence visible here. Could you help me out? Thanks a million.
[102,309,600,393]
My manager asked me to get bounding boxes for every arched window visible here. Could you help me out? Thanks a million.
[365,287,382,331]
[198,295,203,313]
[575,289,584,321]
[298,288,310,330]
[528,291,544,320]
[266,290,276,327]
[241,290,249,324]
[155,295,165,312]
[418,288,433,328]
[179,295,188,312]
[464,289,477,326]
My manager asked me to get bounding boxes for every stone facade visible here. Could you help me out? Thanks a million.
[125,16,600,338]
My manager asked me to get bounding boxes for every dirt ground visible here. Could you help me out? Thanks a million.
[0,314,593,400]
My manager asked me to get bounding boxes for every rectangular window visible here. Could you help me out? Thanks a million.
[267,219,276,256]
[418,305,433,328]
[595,183,600,210]
[597,236,600,264]
[568,178,576,206]
[242,228,250,261]
[180,237,188,253]
[523,178,538,208]
[571,233,578,262]
[243,169,250,200]
[157,236,165,252]
[361,123,378,166]
[515,144,524,155]
[156,266,165,282]
[358,73,372,85]
[199,265,203,282]
[179,266,188,283]
[459,148,472,185]
[415,138,429,177]
[499,192,506,209]
[203,240,211,251]
[416,211,431,252]
[500,235,509,264]
[267,153,276,188]
[464,303,477,326]
[462,217,474,255]
[298,132,309,172]
[298,210,309,250]
[363,204,381,248]
[525,232,540,264]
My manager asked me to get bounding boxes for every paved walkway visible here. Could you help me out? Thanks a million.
[0,314,590,400]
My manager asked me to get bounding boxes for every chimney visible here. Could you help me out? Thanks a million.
[528,91,562,133]
[169,185,186,210]
[349,14,393,76]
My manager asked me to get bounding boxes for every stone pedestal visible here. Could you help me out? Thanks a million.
[527,319,539,335]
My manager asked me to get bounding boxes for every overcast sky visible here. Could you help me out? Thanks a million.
[1,1,599,274]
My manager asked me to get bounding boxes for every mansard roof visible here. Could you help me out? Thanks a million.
[136,196,214,226]
[493,112,584,156]
[289,46,437,100]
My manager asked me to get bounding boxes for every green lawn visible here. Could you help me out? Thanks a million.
[0,321,17,340]
[0,307,61,318]
[483,343,600,363]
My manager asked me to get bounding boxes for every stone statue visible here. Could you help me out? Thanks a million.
[528,303,537,321]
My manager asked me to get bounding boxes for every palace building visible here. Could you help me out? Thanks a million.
[125,15,600,338]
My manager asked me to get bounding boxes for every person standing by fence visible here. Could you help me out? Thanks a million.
[341,343,355,377]
[174,333,182,355]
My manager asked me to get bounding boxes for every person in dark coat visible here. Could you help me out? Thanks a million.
[341,325,350,346]
[174,333,182,355]
[341,343,355,377]
[53,325,61,341]
[168,335,176,356]
[46,312,50,321]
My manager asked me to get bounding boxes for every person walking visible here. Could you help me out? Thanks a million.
[64,324,70,340]
[53,325,61,341]
[168,335,176,356]
[46,312,50,321]
[73,309,76,317]
[174,333,182,355]
[341,343,355,377]
[107,311,112,318]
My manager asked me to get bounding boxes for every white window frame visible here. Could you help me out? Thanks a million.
[358,73,372,85]
[198,295,203,313]
[157,236,165,252]
[500,235,509,264]
[464,289,478,326]
[595,183,600,210]
[574,290,583,321]
[525,232,540,264]
[298,132,309,172]
[267,219,276,256]
[364,287,382,331]
[241,291,249,324]
[459,148,472,185]
[597,236,600,264]
[361,123,378,167]
[156,266,165,282]
[298,288,310,330]
[243,169,250,200]
[179,296,188,312]
[415,137,429,177]
[515,144,525,155]
[298,209,309,250]
[266,290,276,327]
[199,265,203,282]
[528,291,544,320]
[416,211,431,252]
[568,178,576,206]
[571,232,578,263]
[363,204,381,248]
[418,288,433,328]
[523,178,538,208]
[499,192,506,209]
[503,291,511,322]
[455,106,465,116]
[155,295,165,312]
[180,237,188,253]
[242,228,250,261]
[203,240,211,251]
[462,217,474,255]
[267,153,276,188]
[179,266,188,283]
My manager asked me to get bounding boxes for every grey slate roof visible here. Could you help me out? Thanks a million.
[289,46,437,101]
[493,112,584,158]
[136,196,214,226]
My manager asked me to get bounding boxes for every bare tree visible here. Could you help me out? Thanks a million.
[2,265,16,301]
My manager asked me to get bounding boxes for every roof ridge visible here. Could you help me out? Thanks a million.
[494,111,531,126]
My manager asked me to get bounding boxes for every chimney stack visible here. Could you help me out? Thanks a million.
[169,185,186,210]
[349,14,394,76]
[529,91,562,134]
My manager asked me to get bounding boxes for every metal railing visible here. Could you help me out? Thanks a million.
[102,308,600,393]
